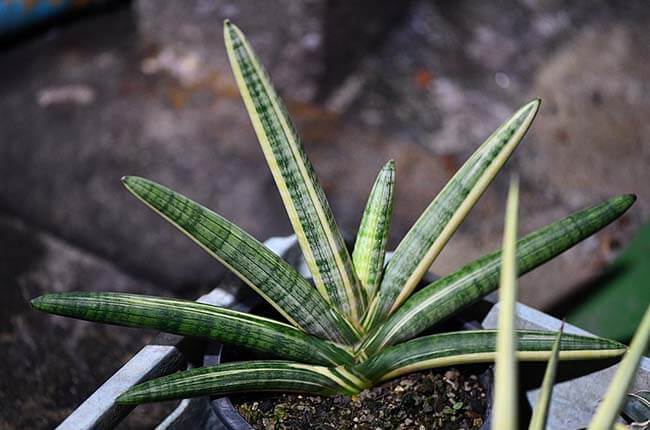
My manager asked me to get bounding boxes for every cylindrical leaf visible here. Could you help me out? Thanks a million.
[123,176,359,344]
[117,361,365,404]
[359,194,635,356]
[352,160,395,299]
[31,292,354,366]
[224,21,366,323]
[363,100,540,330]
[355,330,625,383]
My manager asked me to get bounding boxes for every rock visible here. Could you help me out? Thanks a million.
[0,215,176,429]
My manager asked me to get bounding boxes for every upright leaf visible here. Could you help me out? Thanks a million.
[358,194,635,356]
[528,325,563,430]
[352,160,395,299]
[363,100,540,330]
[354,330,625,383]
[492,179,520,430]
[588,305,650,430]
[224,21,365,323]
[123,176,358,344]
[31,292,354,366]
[117,361,367,405]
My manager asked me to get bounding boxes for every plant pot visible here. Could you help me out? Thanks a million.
[204,235,495,430]
[59,235,648,430]
[483,304,650,430]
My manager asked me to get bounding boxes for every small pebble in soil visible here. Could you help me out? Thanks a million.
[235,368,487,429]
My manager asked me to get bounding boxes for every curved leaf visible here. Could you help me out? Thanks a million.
[355,330,626,383]
[116,361,367,405]
[123,176,358,344]
[31,292,354,366]
[224,21,365,323]
[352,160,395,299]
[358,194,635,356]
[588,305,650,430]
[363,100,540,330]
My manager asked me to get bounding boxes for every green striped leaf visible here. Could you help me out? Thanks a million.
[363,100,540,330]
[30,292,354,366]
[224,21,365,323]
[352,160,395,299]
[493,179,520,430]
[358,194,635,356]
[123,176,358,344]
[588,305,650,430]
[117,361,367,405]
[528,325,563,430]
[355,330,626,383]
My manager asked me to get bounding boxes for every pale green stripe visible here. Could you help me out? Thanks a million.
[224,21,365,323]
[117,361,353,404]
[352,160,395,298]
[123,176,359,344]
[364,100,539,330]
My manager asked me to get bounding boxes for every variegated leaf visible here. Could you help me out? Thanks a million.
[358,194,635,356]
[352,160,395,299]
[123,176,359,344]
[117,361,368,404]
[224,21,365,323]
[355,330,625,383]
[30,292,354,366]
[363,100,540,330]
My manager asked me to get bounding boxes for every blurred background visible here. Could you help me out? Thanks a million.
[1,0,648,428]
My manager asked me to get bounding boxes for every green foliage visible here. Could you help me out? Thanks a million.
[490,189,649,430]
[32,21,636,410]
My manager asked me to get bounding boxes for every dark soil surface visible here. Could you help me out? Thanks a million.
[235,368,488,430]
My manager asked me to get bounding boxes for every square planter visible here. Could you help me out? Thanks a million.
[57,235,648,429]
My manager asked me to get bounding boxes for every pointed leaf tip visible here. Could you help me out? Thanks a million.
[30,295,43,310]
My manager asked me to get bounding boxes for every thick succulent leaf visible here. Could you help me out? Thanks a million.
[528,325,563,430]
[621,391,650,424]
[493,179,519,430]
[31,292,354,366]
[123,176,358,344]
[116,361,367,405]
[588,306,650,430]
[224,21,365,323]
[352,160,395,299]
[355,330,626,383]
[358,194,635,356]
[363,100,539,330]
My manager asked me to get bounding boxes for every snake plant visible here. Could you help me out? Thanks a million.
[491,182,649,430]
[31,21,635,406]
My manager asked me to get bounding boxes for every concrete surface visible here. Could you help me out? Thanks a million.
[1,1,648,428]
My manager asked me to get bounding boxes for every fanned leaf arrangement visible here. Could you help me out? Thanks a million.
[362,99,539,331]
[31,20,642,424]
[489,188,648,430]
